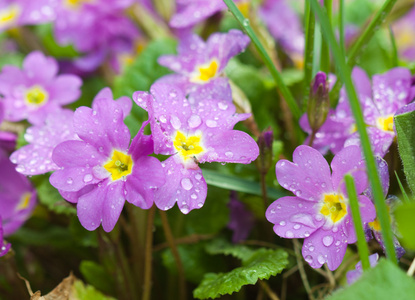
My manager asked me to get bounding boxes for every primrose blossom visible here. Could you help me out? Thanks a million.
[302,67,415,157]
[266,145,376,271]
[157,30,250,103]
[49,94,165,232]
[392,6,415,61]
[346,253,379,285]
[133,83,259,214]
[0,51,82,125]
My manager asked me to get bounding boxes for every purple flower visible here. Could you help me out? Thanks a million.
[303,67,415,157]
[157,30,250,103]
[49,95,165,232]
[0,150,37,236]
[53,0,139,71]
[346,253,379,285]
[0,218,11,257]
[266,145,376,271]
[169,0,241,29]
[0,51,82,125]
[0,102,17,153]
[228,191,255,243]
[0,0,56,32]
[258,0,304,67]
[133,83,259,214]
[392,6,415,61]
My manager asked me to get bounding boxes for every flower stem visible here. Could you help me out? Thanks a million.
[223,0,301,121]
[303,2,316,112]
[344,174,371,271]
[310,0,397,265]
[293,239,315,300]
[142,205,156,300]
[339,0,345,57]
[320,0,332,74]
[159,210,187,300]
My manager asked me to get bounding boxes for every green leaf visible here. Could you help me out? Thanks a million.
[205,238,255,262]
[202,169,285,200]
[394,202,415,250]
[37,177,76,215]
[395,110,415,194]
[113,38,177,100]
[326,259,415,300]
[72,279,116,300]
[193,248,288,299]
[80,261,116,295]
[34,24,79,58]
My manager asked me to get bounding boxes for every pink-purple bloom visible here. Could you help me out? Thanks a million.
[0,150,37,236]
[133,82,259,214]
[392,6,415,61]
[346,253,379,285]
[266,145,376,271]
[157,30,250,103]
[49,95,165,232]
[0,0,56,32]
[0,51,82,125]
[302,67,415,157]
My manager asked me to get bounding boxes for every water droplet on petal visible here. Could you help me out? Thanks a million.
[181,205,189,214]
[83,174,93,183]
[188,115,202,128]
[317,255,326,264]
[225,151,233,158]
[206,120,217,128]
[279,221,286,226]
[195,173,202,181]
[323,235,334,247]
[305,255,313,263]
[67,178,73,184]
[181,178,193,190]
[285,231,294,238]
[170,115,181,129]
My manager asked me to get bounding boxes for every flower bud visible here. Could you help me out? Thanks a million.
[256,128,273,174]
[307,72,330,132]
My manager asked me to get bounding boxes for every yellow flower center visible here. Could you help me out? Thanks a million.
[103,150,133,181]
[64,0,95,9]
[17,192,31,210]
[320,194,347,223]
[191,59,219,83]
[376,115,394,132]
[24,85,49,107]
[236,1,250,18]
[173,131,204,161]
[395,25,413,49]
[0,4,20,27]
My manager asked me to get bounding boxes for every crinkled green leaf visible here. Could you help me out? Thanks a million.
[326,259,415,300]
[72,279,116,300]
[395,110,415,194]
[205,238,255,262]
[80,261,116,295]
[193,248,288,299]
[394,202,415,250]
[37,178,76,215]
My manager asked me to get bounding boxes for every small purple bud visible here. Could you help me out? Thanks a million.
[256,128,274,174]
[307,72,330,132]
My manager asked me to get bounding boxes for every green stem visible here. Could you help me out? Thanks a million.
[310,0,397,264]
[339,0,345,57]
[329,0,399,106]
[394,171,410,203]
[344,175,370,271]
[223,0,301,121]
[159,210,187,300]
[388,26,399,67]
[320,0,332,74]
[302,2,316,112]
[142,205,156,300]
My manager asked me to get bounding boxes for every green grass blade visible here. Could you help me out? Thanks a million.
[320,0,332,74]
[388,26,399,67]
[302,2,316,112]
[345,174,371,271]
[202,169,285,200]
[223,0,301,121]
[394,171,410,203]
[310,0,397,264]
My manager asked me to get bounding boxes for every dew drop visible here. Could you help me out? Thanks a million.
[170,115,181,129]
[225,151,234,158]
[197,202,203,208]
[181,178,193,190]
[195,173,202,181]
[191,193,197,199]
[218,102,228,110]
[317,255,326,264]
[309,246,315,252]
[323,235,334,247]
[188,115,202,128]
[285,231,294,238]
[181,205,189,214]
[279,221,286,226]
[67,178,73,184]
[293,224,301,230]
[206,119,217,128]
[305,255,313,263]
[83,174,93,183]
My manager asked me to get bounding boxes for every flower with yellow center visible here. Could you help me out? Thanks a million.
[17,192,32,210]
[320,194,348,223]
[376,115,394,132]
[190,59,219,83]
[24,85,49,107]
[0,4,20,28]
[103,150,133,181]
[173,131,204,161]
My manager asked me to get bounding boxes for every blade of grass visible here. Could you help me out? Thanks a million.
[310,0,397,264]
[339,0,345,57]
[329,0,399,106]
[320,0,332,74]
[388,26,399,67]
[345,174,370,271]
[302,1,316,112]
[202,169,285,200]
[395,171,410,203]
[223,0,301,121]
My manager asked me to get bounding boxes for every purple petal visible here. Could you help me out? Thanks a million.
[92,87,132,118]
[344,128,395,157]
[200,130,259,164]
[169,1,225,28]
[276,145,333,201]
[187,78,233,103]
[77,185,106,231]
[154,157,207,214]
[266,197,325,239]
[128,120,154,160]
[101,181,125,232]
[331,145,367,195]
[59,185,95,204]
[302,226,348,271]
[228,191,254,243]
[48,74,82,105]
[364,157,389,199]
[23,51,58,83]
